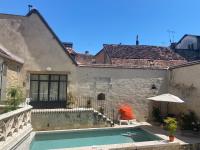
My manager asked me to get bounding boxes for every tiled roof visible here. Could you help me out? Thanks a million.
[78,64,167,70]
[103,44,185,60]
[111,58,187,69]
[75,53,94,65]
[64,45,95,65]
[169,60,200,70]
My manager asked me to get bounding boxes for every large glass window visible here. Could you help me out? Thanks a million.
[50,82,58,101]
[30,81,38,101]
[30,74,67,101]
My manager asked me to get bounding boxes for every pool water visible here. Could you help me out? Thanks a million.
[30,128,162,150]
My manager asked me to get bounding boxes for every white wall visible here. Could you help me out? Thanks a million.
[76,66,168,121]
[168,64,200,118]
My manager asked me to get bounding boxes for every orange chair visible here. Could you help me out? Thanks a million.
[118,104,136,125]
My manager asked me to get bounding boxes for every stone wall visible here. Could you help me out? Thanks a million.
[0,59,23,101]
[31,109,111,130]
[76,66,168,121]
[168,63,200,118]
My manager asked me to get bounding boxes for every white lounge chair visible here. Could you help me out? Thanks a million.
[119,119,136,125]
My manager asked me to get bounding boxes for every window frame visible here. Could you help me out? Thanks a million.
[30,74,67,102]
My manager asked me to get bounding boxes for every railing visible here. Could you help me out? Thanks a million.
[29,100,66,109]
[0,105,32,142]
[29,96,119,124]
[72,96,118,124]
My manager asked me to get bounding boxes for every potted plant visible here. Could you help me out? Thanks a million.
[164,117,177,142]
[86,99,92,108]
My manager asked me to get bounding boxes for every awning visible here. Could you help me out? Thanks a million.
[147,93,184,103]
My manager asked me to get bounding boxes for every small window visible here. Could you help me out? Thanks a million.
[188,43,194,50]
[97,93,105,100]
[191,44,194,50]
[151,84,157,90]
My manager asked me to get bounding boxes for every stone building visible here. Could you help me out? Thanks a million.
[0,9,77,108]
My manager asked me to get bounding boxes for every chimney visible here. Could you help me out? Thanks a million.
[136,35,139,45]
[170,42,177,50]
[63,42,73,49]
[28,5,33,12]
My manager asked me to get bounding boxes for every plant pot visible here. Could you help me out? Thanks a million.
[169,135,175,142]
[66,103,75,109]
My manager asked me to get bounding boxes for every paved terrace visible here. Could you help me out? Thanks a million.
[142,123,200,149]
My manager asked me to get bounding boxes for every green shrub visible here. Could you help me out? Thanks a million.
[67,92,75,105]
[5,86,24,112]
[152,107,162,122]
[164,117,177,136]
[179,111,198,130]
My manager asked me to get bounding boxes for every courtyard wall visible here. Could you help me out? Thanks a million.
[168,63,200,118]
[76,66,168,121]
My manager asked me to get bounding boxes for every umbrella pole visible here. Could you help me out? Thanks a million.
[167,102,169,116]
[159,102,161,115]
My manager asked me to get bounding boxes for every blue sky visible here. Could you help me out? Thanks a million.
[0,0,200,54]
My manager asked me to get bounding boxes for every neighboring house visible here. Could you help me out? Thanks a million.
[0,44,23,102]
[95,44,186,69]
[63,43,95,65]
[75,53,95,65]
[0,9,77,108]
[171,34,200,61]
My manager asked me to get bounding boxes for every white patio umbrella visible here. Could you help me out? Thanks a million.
[147,93,184,115]
[147,93,184,103]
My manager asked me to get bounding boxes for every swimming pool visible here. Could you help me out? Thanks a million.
[30,127,162,150]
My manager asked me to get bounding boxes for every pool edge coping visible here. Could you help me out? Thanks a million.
[31,125,180,150]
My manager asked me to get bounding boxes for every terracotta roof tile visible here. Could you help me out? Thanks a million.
[103,44,185,60]
[75,53,94,65]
